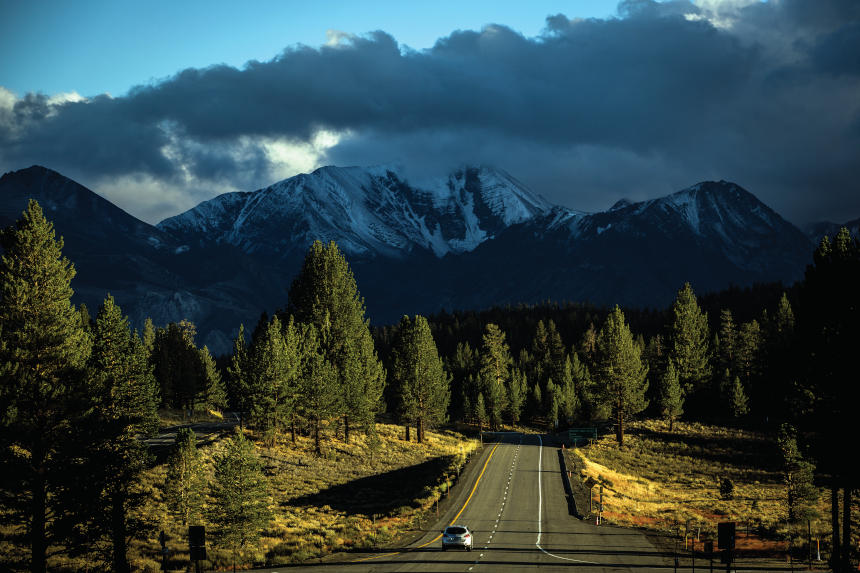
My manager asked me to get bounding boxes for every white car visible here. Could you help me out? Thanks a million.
[441,525,473,551]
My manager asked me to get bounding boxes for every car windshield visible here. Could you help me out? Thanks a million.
[446,527,467,535]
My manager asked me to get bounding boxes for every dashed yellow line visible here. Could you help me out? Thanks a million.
[351,442,500,562]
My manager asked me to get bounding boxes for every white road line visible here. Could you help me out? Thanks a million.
[535,434,597,565]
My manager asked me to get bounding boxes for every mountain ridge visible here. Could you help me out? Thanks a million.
[1,164,819,354]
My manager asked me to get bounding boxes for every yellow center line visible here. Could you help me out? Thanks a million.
[351,442,500,562]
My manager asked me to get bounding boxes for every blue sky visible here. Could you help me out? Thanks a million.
[1,0,621,98]
[2,0,859,227]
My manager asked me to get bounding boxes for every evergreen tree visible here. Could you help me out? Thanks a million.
[734,320,761,386]
[669,283,711,396]
[227,324,251,427]
[287,241,385,442]
[545,379,559,428]
[298,323,340,455]
[142,317,156,358]
[479,323,511,430]
[85,296,160,572]
[594,306,649,445]
[730,375,749,418]
[164,428,206,526]
[247,316,301,446]
[208,429,272,571]
[0,200,90,572]
[797,228,860,571]
[658,361,684,431]
[475,392,487,433]
[717,309,736,376]
[152,320,203,412]
[447,342,476,422]
[507,367,527,425]
[778,424,818,524]
[391,315,450,443]
[200,345,227,411]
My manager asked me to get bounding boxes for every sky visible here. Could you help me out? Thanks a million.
[1,0,859,226]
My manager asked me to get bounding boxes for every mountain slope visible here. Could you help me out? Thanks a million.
[158,165,553,259]
[1,166,815,354]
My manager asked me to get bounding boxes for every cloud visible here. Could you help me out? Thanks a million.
[1,0,859,225]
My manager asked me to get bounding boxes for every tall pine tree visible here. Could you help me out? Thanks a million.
[164,428,206,527]
[391,315,450,443]
[287,241,385,442]
[208,429,272,571]
[594,306,649,445]
[669,283,711,398]
[479,323,511,430]
[0,200,90,572]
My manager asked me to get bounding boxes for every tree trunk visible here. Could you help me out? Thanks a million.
[832,485,841,572]
[344,414,350,444]
[291,417,296,444]
[405,424,410,442]
[32,463,47,573]
[616,403,624,446]
[418,417,424,444]
[669,416,674,432]
[843,485,851,571]
[111,490,131,573]
[315,417,321,455]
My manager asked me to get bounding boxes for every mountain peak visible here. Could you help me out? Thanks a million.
[158,164,554,260]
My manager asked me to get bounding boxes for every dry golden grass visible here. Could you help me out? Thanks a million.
[573,419,829,551]
[126,421,478,571]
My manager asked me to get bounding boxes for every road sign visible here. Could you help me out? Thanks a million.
[718,522,736,550]
[189,525,206,561]
[566,427,597,446]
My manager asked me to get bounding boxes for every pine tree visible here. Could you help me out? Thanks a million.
[558,356,579,423]
[545,379,559,428]
[164,428,206,526]
[298,323,340,455]
[778,424,818,524]
[594,306,649,445]
[507,367,527,425]
[82,295,160,573]
[142,317,156,358]
[227,324,252,427]
[717,309,737,377]
[391,315,450,443]
[734,320,761,386]
[247,316,301,446]
[287,241,385,442]
[479,323,511,430]
[152,320,203,412]
[669,283,711,396]
[447,342,476,422]
[208,429,272,571]
[200,345,227,411]
[475,392,487,434]
[730,376,749,418]
[658,361,684,431]
[0,200,90,572]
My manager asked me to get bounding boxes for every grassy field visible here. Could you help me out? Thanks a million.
[569,419,833,557]
[1,421,477,572]
[132,422,478,571]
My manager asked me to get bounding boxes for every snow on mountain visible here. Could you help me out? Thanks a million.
[158,165,553,259]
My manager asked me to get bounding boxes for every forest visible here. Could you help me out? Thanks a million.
[1,199,857,572]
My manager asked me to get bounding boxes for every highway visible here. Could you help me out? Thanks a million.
[259,432,671,572]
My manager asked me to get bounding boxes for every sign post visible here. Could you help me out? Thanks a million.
[159,530,168,571]
[189,525,206,573]
[718,522,736,573]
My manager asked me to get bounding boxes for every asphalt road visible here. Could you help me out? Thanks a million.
[256,432,673,572]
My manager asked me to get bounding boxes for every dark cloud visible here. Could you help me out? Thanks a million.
[1,0,859,224]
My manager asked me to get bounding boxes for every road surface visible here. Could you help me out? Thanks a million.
[256,432,672,572]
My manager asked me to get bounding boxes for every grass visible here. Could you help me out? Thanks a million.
[570,419,833,557]
[128,421,478,571]
[1,420,477,571]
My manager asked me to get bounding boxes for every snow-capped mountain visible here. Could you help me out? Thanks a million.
[158,165,552,259]
[1,166,816,354]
